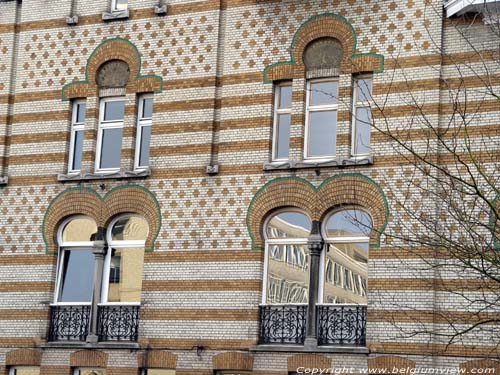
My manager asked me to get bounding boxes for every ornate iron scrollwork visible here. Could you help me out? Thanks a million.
[259,305,307,344]
[317,304,367,346]
[48,305,91,341]
[97,304,140,341]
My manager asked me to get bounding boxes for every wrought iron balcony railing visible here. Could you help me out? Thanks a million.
[317,304,367,346]
[259,304,307,344]
[97,304,140,341]
[48,304,91,341]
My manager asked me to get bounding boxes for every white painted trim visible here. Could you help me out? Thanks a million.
[111,0,128,11]
[445,0,500,17]
[271,82,292,162]
[304,78,339,160]
[95,97,125,173]
[134,94,154,170]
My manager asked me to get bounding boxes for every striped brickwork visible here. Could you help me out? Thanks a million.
[0,0,499,373]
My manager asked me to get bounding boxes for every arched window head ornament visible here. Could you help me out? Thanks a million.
[266,211,312,239]
[60,216,98,244]
[96,59,130,88]
[109,215,149,242]
[303,38,343,71]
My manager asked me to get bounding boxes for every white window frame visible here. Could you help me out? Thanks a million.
[95,97,125,173]
[304,78,339,161]
[68,99,86,174]
[319,208,371,305]
[101,214,147,305]
[111,0,128,11]
[271,82,292,162]
[262,210,311,305]
[351,76,373,157]
[134,94,153,171]
[53,216,97,306]
[73,369,106,375]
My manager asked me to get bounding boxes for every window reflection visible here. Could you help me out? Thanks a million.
[58,249,95,303]
[62,217,97,243]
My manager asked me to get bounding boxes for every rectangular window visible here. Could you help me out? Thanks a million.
[9,368,40,375]
[73,369,106,375]
[57,249,95,303]
[272,83,292,161]
[135,95,153,170]
[111,0,128,11]
[143,370,176,375]
[305,79,338,159]
[352,77,373,156]
[96,97,125,172]
[68,100,86,173]
[105,247,144,303]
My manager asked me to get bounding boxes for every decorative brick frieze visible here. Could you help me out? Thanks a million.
[70,349,108,368]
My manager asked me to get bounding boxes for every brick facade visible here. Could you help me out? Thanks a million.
[0,0,498,373]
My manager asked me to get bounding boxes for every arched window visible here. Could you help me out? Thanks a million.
[102,214,149,304]
[263,211,311,304]
[321,208,372,304]
[55,216,98,304]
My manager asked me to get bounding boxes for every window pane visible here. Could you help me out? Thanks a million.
[355,78,373,102]
[142,98,153,119]
[62,217,97,243]
[139,125,151,167]
[111,216,149,241]
[308,110,336,157]
[12,368,40,375]
[310,81,338,105]
[325,209,372,237]
[275,114,290,159]
[58,249,94,303]
[76,103,86,123]
[266,212,311,239]
[72,130,84,170]
[147,371,176,375]
[354,107,372,155]
[107,247,145,303]
[278,85,292,108]
[267,244,309,304]
[113,0,127,10]
[100,128,123,169]
[79,369,106,375]
[324,243,368,304]
[103,100,125,121]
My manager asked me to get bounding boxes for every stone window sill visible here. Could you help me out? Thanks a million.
[41,341,139,350]
[250,344,369,354]
[263,156,373,171]
[0,176,8,186]
[102,9,129,21]
[57,168,150,182]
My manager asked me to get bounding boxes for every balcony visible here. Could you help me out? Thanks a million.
[445,0,500,18]
[258,304,366,347]
[48,304,140,343]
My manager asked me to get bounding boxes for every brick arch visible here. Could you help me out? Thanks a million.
[43,184,161,253]
[62,38,162,100]
[5,349,41,366]
[264,13,384,83]
[247,174,388,249]
[212,352,253,371]
[70,350,108,368]
[368,356,416,374]
[288,354,331,372]
[42,187,103,254]
[317,174,389,246]
[460,359,500,374]
[246,177,319,249]
[137,351,177,369]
